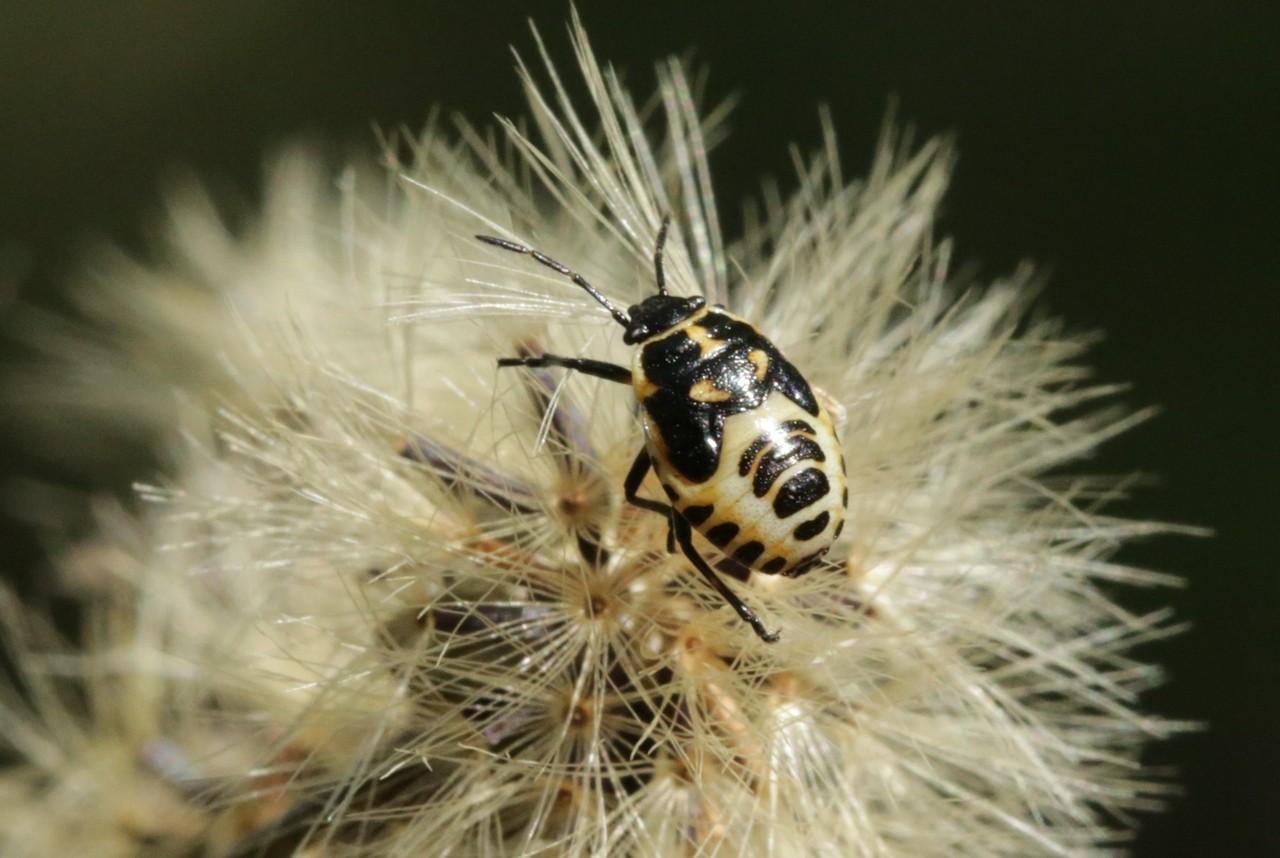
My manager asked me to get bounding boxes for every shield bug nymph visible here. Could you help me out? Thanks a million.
[478,217,847,642]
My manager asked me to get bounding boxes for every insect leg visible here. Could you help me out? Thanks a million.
[497,354,631,385]
[516,347,610,567]
[623,448,675,552]
[671,515,780,643]
[622,448,669,517]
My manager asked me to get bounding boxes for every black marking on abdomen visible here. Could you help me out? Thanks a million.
[737,436,771,477]
[706,522,740,548]
[793,511,830,541]
[752,437,825,498]
[787,549,829,577]
[737,419,818,478]
[732,541,765,566]
[778,419,816,434]
[773,468,830,519]
[682,504,714,526]
[760,556,787,574]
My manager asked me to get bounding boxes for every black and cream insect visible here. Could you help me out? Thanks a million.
[479,217,847,642]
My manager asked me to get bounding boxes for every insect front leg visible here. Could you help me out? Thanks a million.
[497,354,631,385]
[499,350,629,565]
[623,448,675,552]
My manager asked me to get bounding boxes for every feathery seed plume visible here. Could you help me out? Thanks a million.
[0,16,1186,857]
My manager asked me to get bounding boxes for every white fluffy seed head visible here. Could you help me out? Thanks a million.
[0,15,1188,858]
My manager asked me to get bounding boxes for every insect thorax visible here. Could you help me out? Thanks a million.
[633,308,817,480]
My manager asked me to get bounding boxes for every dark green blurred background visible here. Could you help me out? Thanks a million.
[1,3,1274,854]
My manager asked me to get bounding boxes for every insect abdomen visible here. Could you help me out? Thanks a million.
[649,392,847,577]
[633,307,847,577]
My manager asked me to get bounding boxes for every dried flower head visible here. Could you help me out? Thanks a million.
[1,15,1186,858]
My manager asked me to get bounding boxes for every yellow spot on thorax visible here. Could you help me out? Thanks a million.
[689,379,732,403]
[630,306,715,401]
[684,316,730,358]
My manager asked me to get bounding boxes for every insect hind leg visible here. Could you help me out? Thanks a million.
[672,515,780,643]
[624,449,777,640]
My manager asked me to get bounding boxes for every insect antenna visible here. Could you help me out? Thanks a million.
[653,213,671,296]
[475,234,631,328]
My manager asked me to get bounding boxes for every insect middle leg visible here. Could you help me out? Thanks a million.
[625,448,779,643]
[623,448,675,552]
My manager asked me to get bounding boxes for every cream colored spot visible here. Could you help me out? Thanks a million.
[689,379,732,403]
[748,349,769,382]
[686,323,728,357]
[633,376,659,400]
